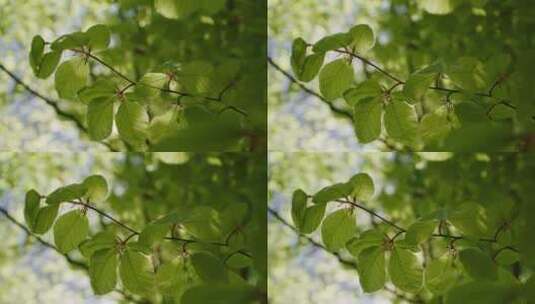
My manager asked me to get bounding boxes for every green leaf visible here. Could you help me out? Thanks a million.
[319,59,355,101]
[419,107,455,143]
[425,255,457,295]
[148,110,182,144]
[445,282,518,304]
[176,61,214,94]
[291,37,307,77]
[291,189,308,230]
[24,189,41,231]
[353,97,383,144]
[86,24,110,51]
[347,173,375,202]
[181,284,256,304]
[138,223,169,248]
[384,98,418,145]
[29,35,45,74]
[489,104,516,120]
[191,252,228,283]
[136,73,168,99]
[343,79,382,107]
[348,24,375,54]
[78,79,116,103]
[50,32,89,51]
[82,175,109,203]
[321,209,356,251]
[495,249,520,266]
[297,53,325,82]
[388,247,423,293]
[33,204,59,234]
[89,248,118,295]
[357,246,386,293]
[447,57,487,92]
[79,231,117,258]
[404,220,436,246]
[301,203,327,234]
[46,183,87,205]
[198,0,226,15]
[312,33,351,53]
[36,51,62,79]
[312,182,352,205]
[87,97,114,141]
[449,203,488,236]
[53,210,89,253]
[418,0,456,15]
[55,58,89,99]
[120,249,155,295]
[346,229,384,257]
[403,72,435,103]
[458,248,498,280]
[116,101,149,145]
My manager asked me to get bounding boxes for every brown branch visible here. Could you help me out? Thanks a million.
[0,62,117,151]
[72,49,247,117]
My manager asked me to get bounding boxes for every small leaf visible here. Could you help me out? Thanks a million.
[343,79,382,107]
[353,97,383,144]
[116,101,149,145]
[33,204,60,234]
[89,248,118,295]
[321,209,356,251]
[346,229,384,257]
[458,248,498,280]
[138,223,169,248]
[348,24,375,54]
[29,35,45,74]
[82,175,109,203]
[78,79,117,103]
[347,173,375,202]
[55,58,89,99]
[419,108,455,143]
[86,24,110,51]
[384,98,418,145]
[357,246,386,293]
[154,0,198,19]
[425,255,457,295]
[319,59,355,101]
[36,51,62,79]
[301,203,327,234]
[312,33,351,53]
[53,210,89,253]
[24,189,41,231]
[290,37,307,77]
[403,72,435,103]
[120,249,155,295]
[297,53,325,82]
[312,182,352,205]
[50,32,89,51]
[404,220,436,246]
[291,189,308,230]
[87,97,114,141]
[79,231,117,258]
[191,252,228,283]
[46,183,87,205]
[388,247,423,293]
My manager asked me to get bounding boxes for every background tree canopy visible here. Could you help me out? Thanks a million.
[268,152,535,303]
[268,0,535,152]
[0,152,267,303]
[1,0,266,151]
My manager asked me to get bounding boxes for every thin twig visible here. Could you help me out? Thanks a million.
[0,62,116,151]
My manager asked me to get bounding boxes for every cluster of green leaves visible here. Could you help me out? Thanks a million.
[289,1,535,151]
[28,0,266,151]
[290,158,535,303]
[22,153,266,304]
